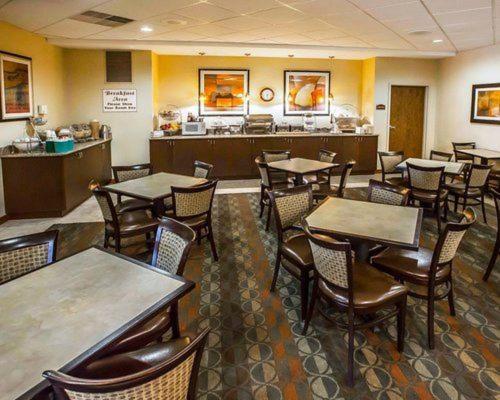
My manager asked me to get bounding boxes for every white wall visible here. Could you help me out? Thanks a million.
[373,57,439,157]
[435,44,500,152]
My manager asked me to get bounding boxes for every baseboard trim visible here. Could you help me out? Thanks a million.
[0,214,8,225]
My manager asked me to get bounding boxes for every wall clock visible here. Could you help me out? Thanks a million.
[260,87,275,102]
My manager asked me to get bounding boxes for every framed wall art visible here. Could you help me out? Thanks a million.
[284,70,330,116]
[0,51,34,121]
[470,83,500,124]
[198,69,249,116]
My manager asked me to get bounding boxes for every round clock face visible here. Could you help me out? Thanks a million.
[260,88,274,102]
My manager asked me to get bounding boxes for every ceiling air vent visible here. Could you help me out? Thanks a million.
[71,11,134,27]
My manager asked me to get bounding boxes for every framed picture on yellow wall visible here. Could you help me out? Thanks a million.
[284,70,330,116]
[199,69,249,116]
[470,83,500,125]
[0,51,34,121]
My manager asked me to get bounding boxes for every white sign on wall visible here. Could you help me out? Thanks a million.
[102,89,137,112]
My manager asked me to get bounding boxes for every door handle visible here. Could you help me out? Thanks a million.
[389,125,396,129]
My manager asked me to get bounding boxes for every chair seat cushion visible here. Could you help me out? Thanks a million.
[371,247,451,284]
[410,188,448,202]
[115,198,153,214]
[76,334,193,379]
[104,311,172,356]
[164,211,207,229]
[385,176,408,187]
[106,210,158,234]
[281,234,313,268]
[318,262,407,310]
[311,183,339,198]
[445,183,482,197]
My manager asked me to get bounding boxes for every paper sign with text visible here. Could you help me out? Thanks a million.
[102,89,137,112]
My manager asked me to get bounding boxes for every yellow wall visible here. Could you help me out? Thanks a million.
[0,22,66,215]
[63,49,154,166]
[361,58,376,123]
[156,55,363,126]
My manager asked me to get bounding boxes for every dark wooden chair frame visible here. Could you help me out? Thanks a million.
[111,163,153,206]
[372,208,476,349]
[312,161,355,201]
[483,189,499,281]
[0,230,58,284]
[306,149,338,185]
[261,149,291,160]
[268,185,314,321]
[171,180,219,261]
[43,328,209,400]
[449,163,492,224]
[193,160,213,179]
[378,150,405,183]
[93,188,158,253]
[452,142,476,162]
[301,221,407,386]
[367,179,410,206]
[429,150,453,162]
[406,163,447,233]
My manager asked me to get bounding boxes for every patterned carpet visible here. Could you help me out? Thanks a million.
[50,190,500,400]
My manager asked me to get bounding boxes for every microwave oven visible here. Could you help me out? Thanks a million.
[182,122,206,135]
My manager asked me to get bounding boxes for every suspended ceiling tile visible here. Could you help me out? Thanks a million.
[0,0,108,31]
[172,2,239,23]
[249,6,305,24]
[145,12,205,30]
[367,1,429,21]
[266,33,318,44]
[292,0,360,16]
[304,27,349,40]
[423,0,491,14]
[349,0,413,8]
[320,36,369,47]
[144,30,209,41]
[35,19,110,39]
[274,17,333,33]
[208,0,280,15]
[434,7,492,27]
[91,0,200,20]
[183,23,236,37]
[211,16,270,31]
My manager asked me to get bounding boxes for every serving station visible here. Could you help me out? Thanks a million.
[150,133,378,179]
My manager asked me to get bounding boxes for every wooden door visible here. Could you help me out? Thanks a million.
[389,86,426,158]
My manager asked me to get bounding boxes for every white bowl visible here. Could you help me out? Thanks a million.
[13,139,40,152]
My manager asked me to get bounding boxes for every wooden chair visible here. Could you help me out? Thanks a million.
[378,151,406,187]
[367,179,409,206]
[102,218,196,356]
[44,328,209,400]
[452,142,475,163]
[311,161,356,201]
[302,221,408,386]
[483,189,499,281]
[193,160,213,179]
[112,163,153,213]
[255,156,294,231]
[262,149,291,183]
[168,180,219,261]
[268,185,314,321]
[304,149,337,185]
[430,150,453,162]
[407,163,447,233]
[371,208,476,349]
[93,188,159,253]
[446,164,492,224]
[0,230,58,285]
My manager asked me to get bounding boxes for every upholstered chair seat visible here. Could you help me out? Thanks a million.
[281,234,314,268]
[304,149,337,185]
[385,176,408,187]
[312,161,355,201]
[262,150,291,184]
[115,198,153,214]
[444,183,482,197]
[105,210,159,235]
[410,188,449,202]
[112,163,154,213]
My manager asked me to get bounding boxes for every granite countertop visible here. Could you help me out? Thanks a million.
[151,132,378,140]
[0,138,112,158]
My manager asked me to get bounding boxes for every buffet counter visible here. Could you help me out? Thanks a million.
[1,139,112,219]
[150,133,378,179]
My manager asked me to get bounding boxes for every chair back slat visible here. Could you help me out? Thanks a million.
[0,230,58,284]
[43,328,210,400]
[452,142,475,162]
[466,164,491,188]
[262,150,291,163]
[430,150,453,162]
[367,179,409,206]
[152,218,196,276]
[193,160,213,179]
[318,149,336,163]
[172,181,218,219]
[407,163,444,191]
[112,163,152,182]
[378,151,404,176]
[93,189,117,223]
[255,157,271,187]
[337,162,355,198]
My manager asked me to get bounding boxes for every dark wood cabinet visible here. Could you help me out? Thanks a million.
[150,135,378,179]
[1,140,111,219]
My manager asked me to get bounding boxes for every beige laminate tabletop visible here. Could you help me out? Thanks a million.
[268,157,337,174]
[455,148,500,160]
[104,172,206,200]
[306,197,422,248]
[396,158,464,175]
[0,247,192,400]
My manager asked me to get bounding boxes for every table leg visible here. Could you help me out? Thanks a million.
[295,173,305,186]
[153,199,166,218]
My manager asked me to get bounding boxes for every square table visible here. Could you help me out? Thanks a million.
[396,157,464,175]
[454,148,500,165]
[0,247,194,400]
[104,172,207,215]
[306,197,423,261]
[268,157,339,185]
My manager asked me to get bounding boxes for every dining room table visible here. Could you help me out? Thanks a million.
[306,197,423,262]
[454,148,500,165]
[267,157,339,185]
[396,157,465,176]
[0,246,194,400]
[104,172,207,216]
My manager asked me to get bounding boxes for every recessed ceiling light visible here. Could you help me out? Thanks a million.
[288,54,294,58]
[408,30,431,36]
[244,53,251,57]
[198,52,206,56]
[433,39,443,43]
[140,25,153,32]
[163,19,187,26]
